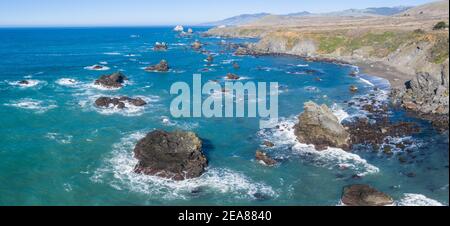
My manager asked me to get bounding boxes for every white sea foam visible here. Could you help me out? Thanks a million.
[45,132,73,144]
[359,77,375,87]
[81,95,160,117]
[258,117,379,176]
[5,98,57,113]
[103,52,121,55]
[8,79,44,88]
[331,104,350,123]
[55,78,79,87]
[91,132,276,200]
[161,116,200,130]
[396,194,444,206]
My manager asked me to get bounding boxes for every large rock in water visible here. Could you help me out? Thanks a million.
[95,96,147,109]
[94,72,128,88]
[341,184,394,206]
[294,101,350,150]
[145,60,169,72]
[133,130,208,180]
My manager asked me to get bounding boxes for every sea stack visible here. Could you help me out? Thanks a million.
[94,72,128,88]
[294,101,351,150]
[133,130,208,180]
[145,60,170,72]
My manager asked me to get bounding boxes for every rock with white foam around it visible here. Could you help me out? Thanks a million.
[133,130,208,180]
[294,101,351,151]
[94,72,128,88]
[341,184,394,206]
[255,150,277,166]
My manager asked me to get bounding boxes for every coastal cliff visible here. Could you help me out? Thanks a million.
[206,1,449,129]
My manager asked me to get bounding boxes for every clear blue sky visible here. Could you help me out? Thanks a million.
[0,0,436,27]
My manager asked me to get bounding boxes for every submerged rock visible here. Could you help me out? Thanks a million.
[263,141,275,147]
[154,42,168,51]
[145,60,170,72]
[206,55,214,63]
[349,85,358,93]
[192,40,203,50]
[344,117,420,148]
[294,101,351,150]
[255,150,277,166]
[95,96,147,109]
[133,130,208,180]
[94,72,128,88]
[341,184,394,206]
[226,73,240,80]
[233,62,240,70]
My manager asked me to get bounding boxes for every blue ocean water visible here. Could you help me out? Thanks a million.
[0,27,448,206]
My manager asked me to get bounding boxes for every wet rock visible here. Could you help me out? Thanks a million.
[95,96,147,108]
[294,101,351,150]
[154,42,168,51]
[93,65,104,70]
[349,71,358,77]
[145,60,170,72]
[226,73,240,80]
[94,72,128,88]
[191,40,203,50]
[118,96,147,106]
[255,150,277,166]
[18,80,29,85]
[253,192,271,201]
[344,117,420,148]
[263,141,275,147]
[349,85,358,93]
[133,130,208,180]
[341,184,394,206]
[206,55,214,63]
[383,146,393,155]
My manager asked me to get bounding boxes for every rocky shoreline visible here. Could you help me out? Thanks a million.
[204,37,449,132]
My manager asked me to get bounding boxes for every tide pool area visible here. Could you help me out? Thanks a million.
[0,27,448,205]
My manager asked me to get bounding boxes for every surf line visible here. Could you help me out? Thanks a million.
[169,74,279,129]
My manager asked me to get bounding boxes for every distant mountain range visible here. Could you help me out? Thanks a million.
[199,6,412,26]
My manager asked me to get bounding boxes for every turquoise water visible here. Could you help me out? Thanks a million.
[0,27,448,206]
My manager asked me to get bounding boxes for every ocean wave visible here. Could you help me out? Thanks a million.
[4,98,57,113]
[8,79,45,88]
[258,117,379,176]
[91,132,276,200]
[161,116,200,130]
[55,78,79,87]
[331,104,350,123]
[103,52,121,55]
[396,194,444,206]
[45,132,73,144]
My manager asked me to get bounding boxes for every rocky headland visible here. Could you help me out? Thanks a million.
[206,0,449,131]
